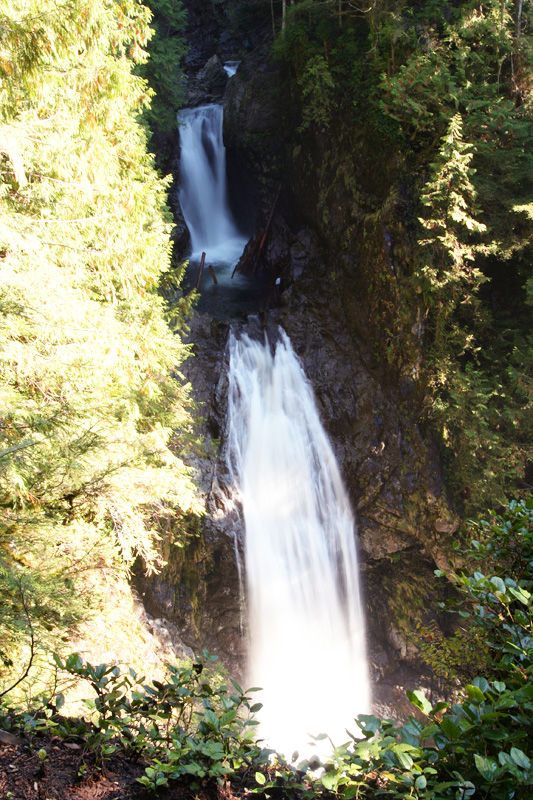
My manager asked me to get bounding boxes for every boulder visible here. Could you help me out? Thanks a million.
[197,55,228,97]
[170,202,191,260]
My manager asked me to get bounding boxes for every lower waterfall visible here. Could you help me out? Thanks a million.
[226,329,371,758]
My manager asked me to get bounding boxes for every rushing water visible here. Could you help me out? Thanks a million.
[226,330,371,758]
[178,104,266,318]
[224,61,240,77]
[178,104,246,262]
[178,99,371,754]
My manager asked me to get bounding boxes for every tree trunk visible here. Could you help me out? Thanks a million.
[516,0,524,43]
[195,252,206,290]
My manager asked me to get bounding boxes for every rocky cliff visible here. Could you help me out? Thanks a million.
[138,27,460,715]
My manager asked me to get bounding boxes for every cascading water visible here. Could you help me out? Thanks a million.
[178,104,266,318]
[226,329,371,758]
[178,96,370,750]
[178,104,247,265]
[224,61,240,77]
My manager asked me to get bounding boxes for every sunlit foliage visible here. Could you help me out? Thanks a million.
[0,0,196,696]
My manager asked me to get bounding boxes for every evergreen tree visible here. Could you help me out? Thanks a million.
[138,0,188,134]
[0,0,197,697]
[417,112,487,358]
[273,0,533,512]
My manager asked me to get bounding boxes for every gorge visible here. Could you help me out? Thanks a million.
[138,37,457,737]
[166,93,372,751]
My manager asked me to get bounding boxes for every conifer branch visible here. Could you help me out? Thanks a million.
[0,583,35,700]
[42,241,103,252]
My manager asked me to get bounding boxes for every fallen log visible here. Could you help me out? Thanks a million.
[232,183,282,278]
[209,265,218,284]
[251,183,281,275]
[195,251,206,289]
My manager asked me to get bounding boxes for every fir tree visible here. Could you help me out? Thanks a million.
[0,0,197,697]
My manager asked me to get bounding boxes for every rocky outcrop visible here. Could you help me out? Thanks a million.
[135,314,247,680]
[186,55,229,105]
[223,51,282,181]
[269,234,458,680]
[198,55,228,95]
[141,28,459,712]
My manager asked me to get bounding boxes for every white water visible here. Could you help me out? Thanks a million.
[178,104,247,265]
[224,61,240,77]
[226,330,371,759]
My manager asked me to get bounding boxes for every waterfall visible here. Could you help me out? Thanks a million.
[224,61,240,77]
[178,104,247,265]
[226,329,371,759]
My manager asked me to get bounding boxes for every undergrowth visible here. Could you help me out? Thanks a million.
[1,500,532,798]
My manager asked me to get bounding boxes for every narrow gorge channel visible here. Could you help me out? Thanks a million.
[177,103,269,319]
[178,99,371,755]
[137,47,458,752]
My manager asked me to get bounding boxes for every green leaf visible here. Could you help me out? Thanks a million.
[472,677,490,693]
[392,745,414,769]
[439,718,461,739]
[489,576,506,594]
[204,709,219,729]
[220,710,237,727]
[508,585,531,605]
[466,684,486,703]
[356,714,381,735]
[474,754,497,781]
[66,653,83,672]
[321,770,340,790]
[407,689,432,715]
[52,653,64,669]
[415,775,427,790]
[510,748,531,769]
[255,772,266,785]
[341,786,360,799]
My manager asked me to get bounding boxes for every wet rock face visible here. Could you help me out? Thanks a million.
[197,55,228,97]
[135,519,245,680]
[268,236,458,674]
[181,2,232,72]
[134,314,248,681]
[164,139,191,263]
[170,202,191,259]
[143,40,459,707]
[223,51,282,177]
[186,55,229,105]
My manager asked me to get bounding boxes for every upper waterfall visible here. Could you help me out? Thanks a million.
[178,104,247,265]
[226,329,371,758]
